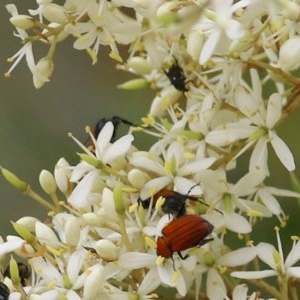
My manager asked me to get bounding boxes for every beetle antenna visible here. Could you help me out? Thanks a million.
[186,183,199,195]
[187,183,223,215]
[197,199,223,215]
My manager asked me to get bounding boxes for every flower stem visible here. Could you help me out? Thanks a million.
[280,86,300,125]
[289,278,298,300]
[279,274,288,300]
[249,278,282,299]
[118,215,133,252]
[25,187,57,212]
[246,58,300,86]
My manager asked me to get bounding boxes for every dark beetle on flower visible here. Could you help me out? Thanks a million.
[92,116,134,142]
[139,184,222,218]
[0,282,9,300]
[87,116,135,151]
[4,262,31,287]
[139,188,200,217]
[163,57,190,92]
[156,214,214,259]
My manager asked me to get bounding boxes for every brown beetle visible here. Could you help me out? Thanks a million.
[156,214,213,259]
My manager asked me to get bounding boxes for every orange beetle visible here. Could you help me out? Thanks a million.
[156,214,213,259]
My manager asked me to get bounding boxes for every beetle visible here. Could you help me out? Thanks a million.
[163,57,189,92]
[139,188,200,217]
[92,116,134,142]
[0,282,9,300]
[87,116,135,150]
[156,214,214,259]
[139,184,221,218]
[4,262,30,287]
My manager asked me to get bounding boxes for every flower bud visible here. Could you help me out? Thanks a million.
[39,169,57,194]
[33,57,54,89]
[129,294,139,300]
[127,57,153,75]
[113,185,125,215]
[10,15,34,29]
[8,256,21,286]
[94,239,119,260]
[82,213,106,227]
[16,217,39,232]
[279,36,300,71]
[128,169,149,189]
[157,1,200,26]
[83,266,104,299]
[54,158,71,194]
[65,216,81,246]
[37,0,53,4]
[42,3,67,23]
[1,167,28,192]
[282,1,300,20]
[12,222,36,244]
[117,78,149,90]
[35,222,60,248]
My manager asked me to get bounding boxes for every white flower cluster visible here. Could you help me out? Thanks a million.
[3,0,300,299]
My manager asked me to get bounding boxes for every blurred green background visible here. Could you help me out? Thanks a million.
[0,0,153,235]
[1,1,300,252]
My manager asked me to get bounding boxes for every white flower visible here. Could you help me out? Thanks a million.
[206,68,295,172]
[65,1,141,61]
[232,229,300,280]
[234,82,295,171]
[198,169,269,234]
[253,184,300,223]
[193,0,247,64]
[5,4,51,86]
[130,140,215,200]
[279,36,300,71]
[68,121,134,208]
[194,236,257,300]
[93,121,134,165]
[5,28,35,78]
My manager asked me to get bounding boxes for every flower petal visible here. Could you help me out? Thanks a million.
[205,124,256,146]
[231,170,265,196]
[285,240,300,269]
[266,93,282,129]
[231,269,277,279]
[224,213,252,234]
[102,134,134,163]
[218,247,257,267]
[288,266,300,278]
[207,268,226,300]
[270,131,295,171]
[256,242,276,270]
[118,252,156,269]
[249,137,268,173]
[68,169,99,208]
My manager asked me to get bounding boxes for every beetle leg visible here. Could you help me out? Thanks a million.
[198,237,213,247]
[177,251,189,260]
